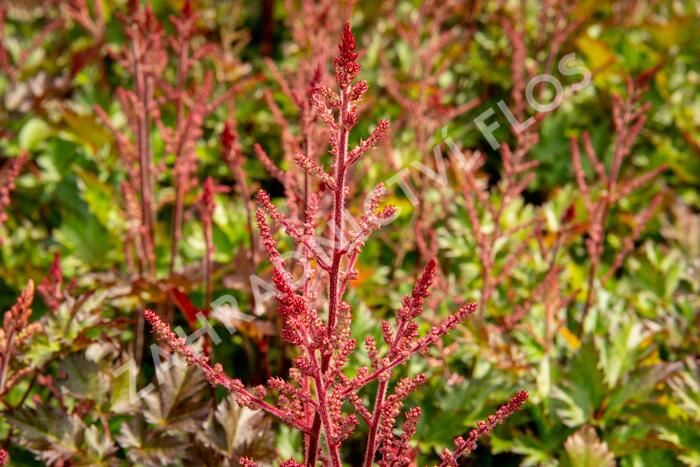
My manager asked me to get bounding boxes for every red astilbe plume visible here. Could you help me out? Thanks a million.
[198,176,222,307]
[437,0,583,333]
[0,447,8,466]
[259,0,345,222]
[501,0,582,123]
[0,281,40,398]
[94,1,167,278]
[37,252,63,311]
[0,3,64,97]
[442,4,581,336]
[433,3,582,335]
[145,23,526,466]
[143,309,312,434]
[0,152,27,242]
[439,390,528,466]
[221,121,257,265]
[95,1,244,277]
[379,0,482,262]
[64,0,106,76]
[91,0,167,366]
[162,0,241,274]
[451,141,542,323]
[571,78,666,334]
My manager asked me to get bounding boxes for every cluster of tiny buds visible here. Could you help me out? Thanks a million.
[334,22,361,89]
[440,390,529,465]
[143,310,243,392]
[139,20,528,466]
[240,458,304,467]
[0,153,27,236]
[220,122,238,157]
[3,280,34,336]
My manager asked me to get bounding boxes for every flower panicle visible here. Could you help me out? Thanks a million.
[143,308,314,428]
[38,252,63,312]
[334,21,360,88]
[256,189,330,271]
[398,258,437,321]
[138,19,522,466]
[0,152,27,238]
[144,310,243,396]
[3,280,34,333]
[220,121,238,156]
[294,152,336,190]
[348,183,397,251]
[440,390,529,465]
[348,119,390,165]
[199,177,217,221]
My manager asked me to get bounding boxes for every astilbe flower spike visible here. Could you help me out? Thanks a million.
[0,152,27,242]
[198,177,219,307]
[571,79,666,334]
[37,252,63,311]
[439,390,528,466]
[221,121,257,264]
[0,280,38,397]
[258,0,346,223]
[0,448,8,466]
[145,22,526,466]
[143,309,312,434]
[380,1,482,261]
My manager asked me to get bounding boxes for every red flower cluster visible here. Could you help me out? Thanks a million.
[145,22,526,466]
[440,390,529,465]
[0,152,26,241]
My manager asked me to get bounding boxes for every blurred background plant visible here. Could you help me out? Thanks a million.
[0,0,698,465]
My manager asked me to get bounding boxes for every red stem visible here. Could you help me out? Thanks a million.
[130,23,155,365]
[169,36,190,274]
[203,220,213,307]
[363,319,407,466]
[306,88,350,467]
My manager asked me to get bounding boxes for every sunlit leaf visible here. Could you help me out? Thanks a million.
[561,426,615,467]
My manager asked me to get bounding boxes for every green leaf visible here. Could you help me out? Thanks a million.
[276,424,302,461]
[25,333,61,367]
[604,362,682,418]
[561,426,616,467]
[18,118,53,151]
[596,318,649,388]
[196,394,276,464]
[117,418,187,466]
[553,341,605,427]
[6,405,85,465]
[142,355,209,433]
[83,424,116,462]
[110,360,139,414]
[57,353,109,404]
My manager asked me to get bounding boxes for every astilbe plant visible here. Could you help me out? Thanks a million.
[85,0,251,362]
[375,1,587,339]
[379,0,482,263]
[91,0,245,279]
[459,0,584,321]
[0,281,37,400]
[434,2,664,349]
[571,77,666,334]
[145,23,527,466]
[258,0,345,222]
